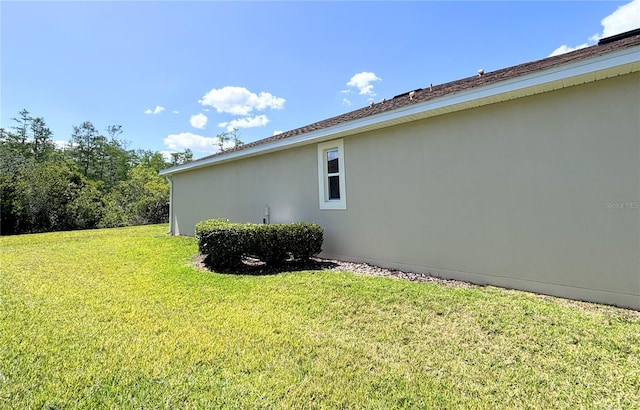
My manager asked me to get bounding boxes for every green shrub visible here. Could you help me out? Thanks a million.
[195,218,244,268]
[195,219,323,269]
[249,224,289,267]
[287,222,324,260]
[195,218,230,253]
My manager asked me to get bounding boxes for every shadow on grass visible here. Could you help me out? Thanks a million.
[194,254,339,276]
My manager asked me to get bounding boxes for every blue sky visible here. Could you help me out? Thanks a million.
[2,1,639,158]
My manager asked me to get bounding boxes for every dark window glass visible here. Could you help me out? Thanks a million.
[328,176,340,200]
[327,150,339,174]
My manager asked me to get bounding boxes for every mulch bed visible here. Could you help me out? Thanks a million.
[192,254,475,288]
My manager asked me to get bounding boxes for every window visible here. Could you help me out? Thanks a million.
[317,139,346,209]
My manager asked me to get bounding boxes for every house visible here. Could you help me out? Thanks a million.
[160,29,640,310]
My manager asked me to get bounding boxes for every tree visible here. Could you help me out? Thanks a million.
[1,109,173,234]
[106,164,169,226]
[11,109,31,147]
[106,124,123,141]
[1,109,55,161]
[169,149,193,166]
[66,121,135,189]
[10,158,105,233]
[215,128,244,152]
[0,111,54,234]
[101,124,134,187]
[231,128,244,148]
[136,149,170,173]
[30,117,56,161]
[101,136,135,190]
[217,132,230,152]
[1,114,110,234]
[68,121,100,178]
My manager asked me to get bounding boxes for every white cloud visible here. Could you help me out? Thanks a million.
[163,132,219,154]
[273,130,283,136]
[199,86,286,116]
[550,0,639,56]
[600,0,640,38]
[342,98,352,106]
[160,151,176,162]
[172,110,180,114]
[53,139,70,150]
[218,114,270,132]
[144,105,165,115]
[340,89,352,94]
[190,113,208,129]
[346,72,381,96]
[549,43,589,57]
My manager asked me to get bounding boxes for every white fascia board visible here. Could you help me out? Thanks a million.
[383,45,640,121]
[160,45,640,177]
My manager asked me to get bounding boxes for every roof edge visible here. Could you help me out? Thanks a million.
[160,42,640,177]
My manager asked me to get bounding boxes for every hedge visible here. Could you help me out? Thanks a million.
[195,219,323,269]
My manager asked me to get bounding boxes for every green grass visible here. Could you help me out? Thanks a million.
[1,225,639,409]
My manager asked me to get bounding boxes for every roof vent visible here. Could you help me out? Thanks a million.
[598,27,640,45]
[393,88,423,100]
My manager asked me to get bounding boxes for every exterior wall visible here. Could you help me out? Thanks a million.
[171,72,640,309]
[170,144,321,235]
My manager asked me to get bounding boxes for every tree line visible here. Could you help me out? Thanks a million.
[0,109,193,235]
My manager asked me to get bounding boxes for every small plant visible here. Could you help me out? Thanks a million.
[195,219,324,269]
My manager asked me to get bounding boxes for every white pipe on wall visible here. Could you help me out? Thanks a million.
[165,176,174,235]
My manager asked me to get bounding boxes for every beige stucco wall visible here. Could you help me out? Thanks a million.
[170,72,640,309]
[170,144,320,235]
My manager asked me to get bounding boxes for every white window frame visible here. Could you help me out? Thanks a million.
[317,139,346,210]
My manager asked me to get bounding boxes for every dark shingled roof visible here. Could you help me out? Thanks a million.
[187,29,640,165]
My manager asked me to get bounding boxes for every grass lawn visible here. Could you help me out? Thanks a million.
[1,225,639,409]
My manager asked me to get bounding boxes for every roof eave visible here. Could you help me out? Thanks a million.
[160,44,640,177]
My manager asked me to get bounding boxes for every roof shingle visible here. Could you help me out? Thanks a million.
[182,30,640,166]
